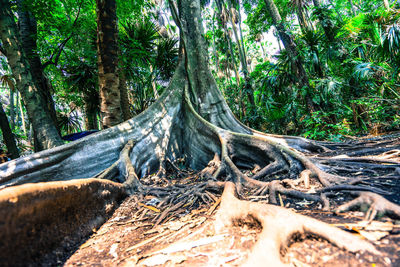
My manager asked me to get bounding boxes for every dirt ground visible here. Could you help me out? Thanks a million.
[24,133,400,266]
[37,181,400,267]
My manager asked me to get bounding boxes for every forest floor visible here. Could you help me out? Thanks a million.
[40,133,400,267]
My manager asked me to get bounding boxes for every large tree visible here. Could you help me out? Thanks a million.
[0,0,63,150]
[0,0,399,265]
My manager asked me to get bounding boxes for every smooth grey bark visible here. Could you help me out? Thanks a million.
[0,0,63,150]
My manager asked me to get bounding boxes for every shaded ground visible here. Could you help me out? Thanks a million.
[24,133,400,266]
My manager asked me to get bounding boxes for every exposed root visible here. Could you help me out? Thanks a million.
[336,191,400,221]
[0,179,126,264]
[120,140,143,192]
[215,182,379,267]
[268,180,321,205]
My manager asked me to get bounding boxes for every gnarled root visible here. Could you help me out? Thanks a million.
[215,182,379,267]
[336,191,400,221]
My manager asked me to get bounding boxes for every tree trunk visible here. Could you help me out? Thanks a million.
[119,69,132,121]
[296,6,313,34]
[214,0,246,117]
[349,0,357,16]
[17,93,27,137]
[226,0,255,107]
[16,0,59,139]
[263,0,315,112]
[96,0,122,128]
[0,103,19,159]
[83,97,99,131]
[0,0,63,150]
[9,88,15,131]
[312,0,335,42]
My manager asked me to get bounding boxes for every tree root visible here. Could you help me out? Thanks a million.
[215,182,379,267]
[0,178,126,264]
[336,191,400,221]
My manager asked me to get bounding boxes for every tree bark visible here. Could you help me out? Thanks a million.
[119,69,132,121]
[83,96,99,131]
[0,0,63,150]
[0,103,19,159]
[9,87,15,131]
[296,6,314,34]
[96,0,122,128]
[16,0,59,139]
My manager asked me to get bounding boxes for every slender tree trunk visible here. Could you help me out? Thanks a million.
[312,0,335,42]
[226,0,255,107]
[96,0,122,128]
[236,0,248,69]
[0,103,19,159]
[211,13,221,76]
[263,0,315,111]
[16,0,59,134]
[83,97,99,131]
[18,95,27,138]
[383,0,390,10]
[119,69,132,121]
[214,0,245,117]
[0,0,63,150]
[9,88,15,131]
[15,91,20,128]
[296,6,314,34]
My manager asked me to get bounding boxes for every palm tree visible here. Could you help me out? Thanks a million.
[0,0,63,150]
[96,0,122,128]
[16,0,60,138]
[119,18,179,114]
[263,0,315,111]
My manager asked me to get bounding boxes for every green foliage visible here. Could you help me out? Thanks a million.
[1,0,399,147]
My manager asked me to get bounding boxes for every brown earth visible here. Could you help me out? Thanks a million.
[38,179,400,267]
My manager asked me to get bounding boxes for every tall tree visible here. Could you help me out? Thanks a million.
[0,0,63,150]
[17,0,62,151]
[96,0,122,128]
[312,0,336,42]
[263,0,315,111]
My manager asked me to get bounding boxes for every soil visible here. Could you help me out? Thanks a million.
[40,182,400,266]
[21,133,400,266]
